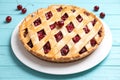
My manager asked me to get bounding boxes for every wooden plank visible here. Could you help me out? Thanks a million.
[0,3,46,15]
[0,3,120,15]
[0,29,12,46]
[111,30,120,46]
[0,65,120,80]
[0,0,120,4]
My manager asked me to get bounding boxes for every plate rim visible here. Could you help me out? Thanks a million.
[11,19,112,75]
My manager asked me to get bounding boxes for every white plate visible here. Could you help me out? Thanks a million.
[11,19,112,75]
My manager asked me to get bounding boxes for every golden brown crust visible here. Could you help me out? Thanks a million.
[19,5,104,62]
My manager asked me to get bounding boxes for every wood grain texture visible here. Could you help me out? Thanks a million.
[0,0,120,80]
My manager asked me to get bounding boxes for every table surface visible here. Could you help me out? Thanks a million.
[0,0,120,80]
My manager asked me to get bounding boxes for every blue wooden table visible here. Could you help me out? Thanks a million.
[0,0,120,80]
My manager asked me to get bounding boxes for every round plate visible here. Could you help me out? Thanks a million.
[11,19,112,75]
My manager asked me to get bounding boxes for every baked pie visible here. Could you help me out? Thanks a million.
[19,5,104,62]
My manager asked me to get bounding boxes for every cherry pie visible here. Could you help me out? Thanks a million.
[19,5,104,62]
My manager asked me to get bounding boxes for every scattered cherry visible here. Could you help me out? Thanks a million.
[100,12,105,18]
[6,16,12,23]
[57,21,64,28]
[17,4,22,10]
[21,8,27,14]
[94,5,99,11]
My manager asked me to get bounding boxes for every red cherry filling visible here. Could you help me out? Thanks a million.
[100,12,105,18]
[98,29,102,37]
[79,47,87,54]
[45,11,53,20]
[72,34,81,43]
[91,19,97,26]
[27,40,33,48]
[43,41,51,54]
[60,45,69,56]
[56,7,63,12]
[83,25,90,34]
[94,5,99,11]
[49,22,57,30]
[6,16,12,23]
[17,4,22,10]
[90,38,97,47]
[66,22,75,33]
[34,18,41,26]
[76,15,83,23]
[24,28,28,37]
[37,29,46,41]
[61,13,68,21]
[54,31,63,42]
[71,9,76,13]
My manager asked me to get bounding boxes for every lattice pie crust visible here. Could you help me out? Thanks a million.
[19,5,104,62]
